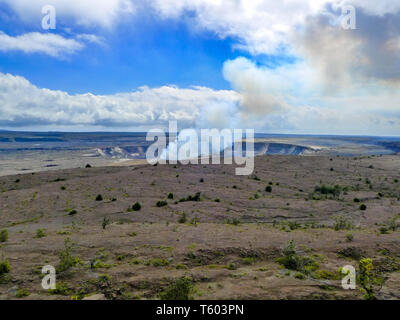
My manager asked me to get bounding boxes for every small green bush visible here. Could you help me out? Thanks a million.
[242,257,256,265]
[178,213,187,224]
[265,186,272,192]
[35,229,46,238]
[167,193,174,199]
[96,194,103,201]
[345,232,354,242]
[226,263,237,270]
[0,230,8,242]
[102,217,110,230]
[358,258,376,300]
[132,202,141,211]
[48,282,69,295]
[56,238,80,273]
[156,200,168,207]
[16,288,30,298]
[276,240,319,274]
[0,258,11,276]
[179,192,201,202]
[147,258,169,267]
[159,277,195,300]
[314,184,341,198]
[359,204,367,211]
[334,215,354,231]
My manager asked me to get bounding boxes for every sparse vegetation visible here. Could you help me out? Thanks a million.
[0,257,11,276]
[56,238,80,273]
[345,232,354,242]
[131,202,141,211]
[334,215,354,231]
[179,192,201,202]
[159,276,195,300]
[0,229,8,242]
[178,213,187,224]
[156,200,168,207]
[314,184,342,198]
[102,217,110,230]
[16,288,30,298]
[358,258,376,300]
[68,209,77,216]
[96,194,103,201]
[276,240,320,275]
[35,229,46,238]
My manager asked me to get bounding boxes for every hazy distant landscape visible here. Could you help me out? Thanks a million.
[2,131,400,176]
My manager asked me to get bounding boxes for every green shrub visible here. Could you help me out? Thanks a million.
[178,213,187,224]
[0,258,11,276]
[379,226,389,234]
[226,263,237,270]
[345,232,354,242]
[179,192,201,202]
[16,288,30,298]
[56,238,80,273]
[226,218,241,226]
[242,257,256,265]
[156,200,168,207]
[167,193,174,199]
[96,194,103,201]
[353,198,360,203]
[265,186,272,192]
[48,282,69,295]
[147,258,169,267]
[68,209,77,216]
[0,230,8,242]
[132,202,141,211]
[102,217,110,230]
[276,240,319,274]
[314,184,341,198]
[359,204,367,211]
[334,215,354,231]
[358,258,376,300]
[159,277,195,300]
[35,229,46,238]
[294,272,306,280]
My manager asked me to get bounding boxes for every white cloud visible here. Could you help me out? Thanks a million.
[221,57,400,135]
[1,70,400,135]
[0,0,134,28]
[0,31,83,56]
[0,31,103,57]
[0,72,239,130]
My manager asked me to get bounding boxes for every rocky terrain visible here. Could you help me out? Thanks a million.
[0,155,399,300]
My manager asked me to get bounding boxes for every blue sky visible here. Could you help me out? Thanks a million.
[0,7,241,93]
[0,1,399,135]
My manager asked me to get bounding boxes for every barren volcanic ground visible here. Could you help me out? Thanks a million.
[0,155,400,300]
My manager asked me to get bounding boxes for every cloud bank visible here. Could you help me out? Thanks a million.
[0,1,400,135]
